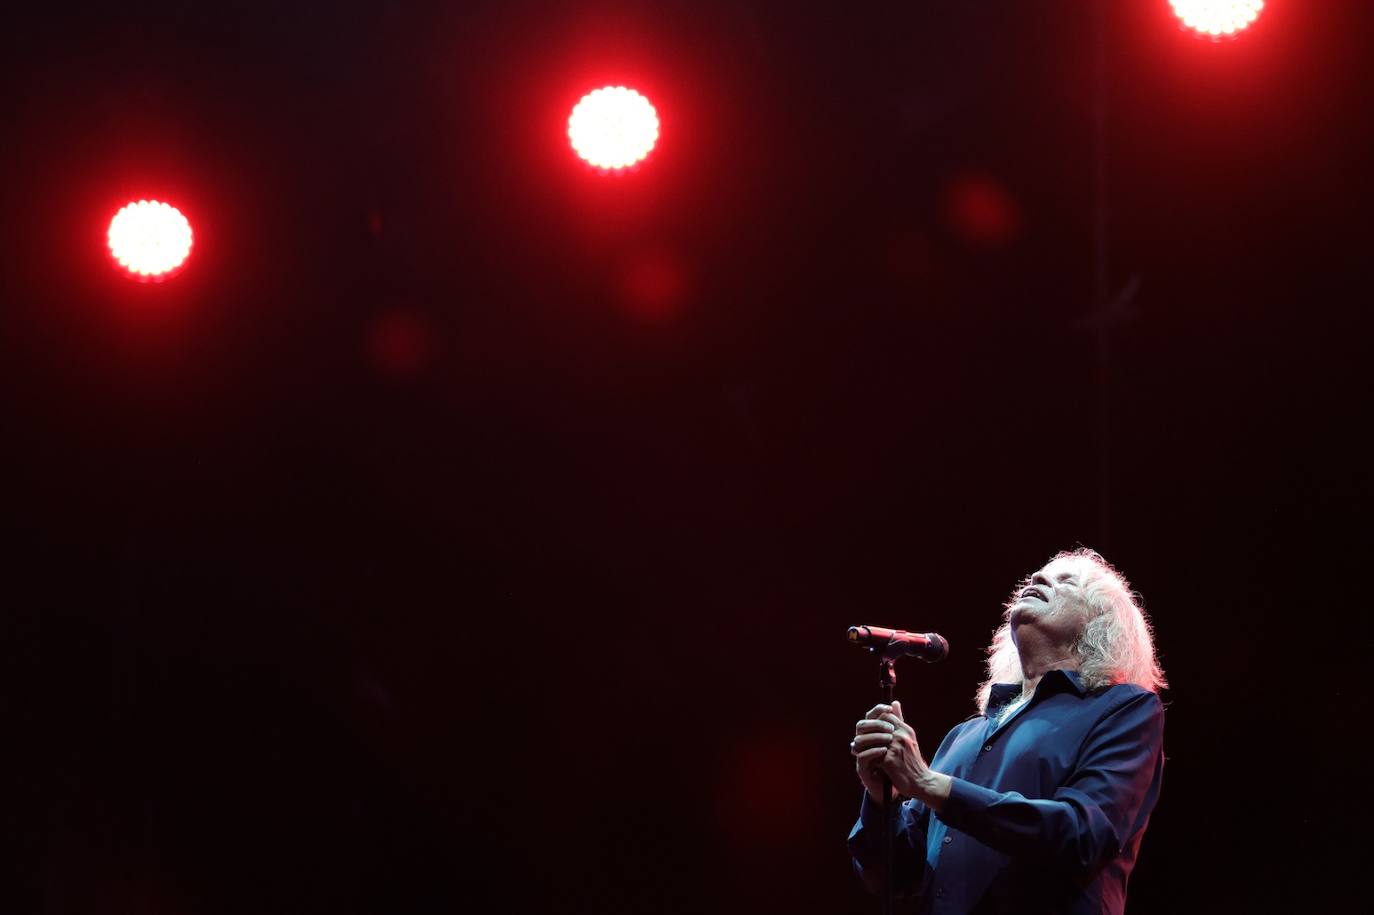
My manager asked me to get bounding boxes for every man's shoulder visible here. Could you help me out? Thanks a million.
[1096,681,1163,706]
[1090,682,1166,731]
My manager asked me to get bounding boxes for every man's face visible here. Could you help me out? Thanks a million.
[1008,557,1092,646]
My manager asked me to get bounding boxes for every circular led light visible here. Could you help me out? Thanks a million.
[1169,0,1265,39]
[568,86,660,170]
[107,200,193,280]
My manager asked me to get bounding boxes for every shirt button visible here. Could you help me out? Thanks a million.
[943,835,953,844]
[983,744,993,752]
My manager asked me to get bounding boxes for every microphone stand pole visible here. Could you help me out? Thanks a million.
[877,655,897,915]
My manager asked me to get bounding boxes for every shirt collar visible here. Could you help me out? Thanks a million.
[986,683,1022,716]
[1051,668,1088,696]
[986,668,1087,716]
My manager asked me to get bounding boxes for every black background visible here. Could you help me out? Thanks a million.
[3,2,1368,912]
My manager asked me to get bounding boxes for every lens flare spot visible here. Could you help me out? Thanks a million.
[943,174,1022,247]
[366,309,434,379]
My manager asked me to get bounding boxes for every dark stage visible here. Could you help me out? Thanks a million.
[3,2,1368,913]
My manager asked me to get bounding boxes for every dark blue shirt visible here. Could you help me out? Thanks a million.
[848,670,1164,915]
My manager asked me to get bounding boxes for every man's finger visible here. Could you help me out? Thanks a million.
[854,747,888,766]
[855,719,895,734]
[851,734,891,754]
[865,704,894,720]
[879,713,909,732]
[852,733,893,749]
[892,699,903,719]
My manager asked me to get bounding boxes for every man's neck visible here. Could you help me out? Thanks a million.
[1018,652,1080,699]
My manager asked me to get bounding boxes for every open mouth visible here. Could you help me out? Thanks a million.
[1018,585,1048,602]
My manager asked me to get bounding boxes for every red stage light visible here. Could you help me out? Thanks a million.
[107,200,193,280]
[1169,0,1264,39]
[568,86,660,171]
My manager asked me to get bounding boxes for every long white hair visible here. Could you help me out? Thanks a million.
[975,548,1167,712]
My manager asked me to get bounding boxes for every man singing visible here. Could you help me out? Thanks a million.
[849,549,1166,914]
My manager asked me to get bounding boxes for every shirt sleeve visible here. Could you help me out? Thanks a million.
[935,688,1165,876]
[847,792,933,898]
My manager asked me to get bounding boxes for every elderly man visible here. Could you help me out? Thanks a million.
[848,549,1166,915]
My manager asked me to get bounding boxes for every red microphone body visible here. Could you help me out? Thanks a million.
[847,625,949,662]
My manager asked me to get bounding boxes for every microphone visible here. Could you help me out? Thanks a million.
[847,625,949,662]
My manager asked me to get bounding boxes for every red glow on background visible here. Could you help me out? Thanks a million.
[943,174,1022,247]
[366,309,435,379]
[618,248,690,321]
[887,231,934,289]
[714,731,816,850]
[107,200,193,280]
[1170,0,1264,39]
[568,86,660,171]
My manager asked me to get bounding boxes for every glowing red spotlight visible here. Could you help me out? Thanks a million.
[107,200,193,280]
[568,86,660,171]
[1169,0,1264,39]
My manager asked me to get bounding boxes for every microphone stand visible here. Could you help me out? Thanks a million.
[850,626,947,914]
